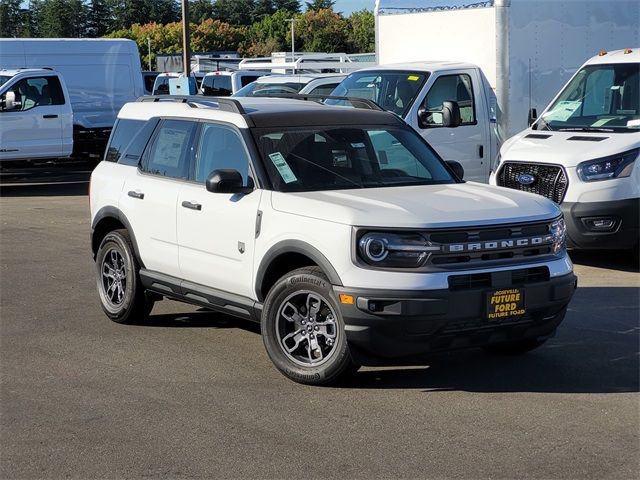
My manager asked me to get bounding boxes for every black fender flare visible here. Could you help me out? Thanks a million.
[91,206,144,267]
[255,240,343,300]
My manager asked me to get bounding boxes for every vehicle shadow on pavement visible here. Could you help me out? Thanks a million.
[341,286,639,393]
[141,310,261,335]
[0,181,89,197]
[570,250,639,273]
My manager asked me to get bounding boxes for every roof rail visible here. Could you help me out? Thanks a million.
[259,93,383,111]
[137,95,247,114]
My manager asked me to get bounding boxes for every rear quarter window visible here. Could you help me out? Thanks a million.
[104,119,146,163]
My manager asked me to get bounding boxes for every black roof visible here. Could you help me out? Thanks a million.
[246,107,404,128]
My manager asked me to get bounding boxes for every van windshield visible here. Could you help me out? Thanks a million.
[253,125,454,192]
[329,71,428,116]
[536,63,640,133]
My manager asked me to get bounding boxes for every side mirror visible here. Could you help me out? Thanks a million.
[205,169,252,194]
[446,160,464,180]
[417,100,461,128]
[1,91,19,111]
[528,107,537,126]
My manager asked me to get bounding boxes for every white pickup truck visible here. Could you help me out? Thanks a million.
[0,68,73,162]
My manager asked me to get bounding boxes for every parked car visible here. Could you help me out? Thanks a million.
[199,71,269,96]
[90,95,576,385]
[233,73,346,97]
[491,48,639,256]
[0,39,144,161]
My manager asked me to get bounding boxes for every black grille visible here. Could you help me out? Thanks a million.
[497,162,568,204]
[448,266,550,291]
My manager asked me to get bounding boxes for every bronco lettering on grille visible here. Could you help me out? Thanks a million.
[446,236,550,253]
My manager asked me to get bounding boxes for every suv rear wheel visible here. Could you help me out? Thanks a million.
[95,229,154,324]
[261,267,357,385]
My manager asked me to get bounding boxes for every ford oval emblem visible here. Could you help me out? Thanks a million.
[516,173,536,185]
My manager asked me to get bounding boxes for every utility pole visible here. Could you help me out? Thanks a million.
[287,18,296,73]
[147,37,152,71]
[181,0,191,76]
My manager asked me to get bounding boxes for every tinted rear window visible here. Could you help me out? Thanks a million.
[104,119,146,163]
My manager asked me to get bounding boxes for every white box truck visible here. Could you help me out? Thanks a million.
[337,0,638,181]
[0,39,144,162]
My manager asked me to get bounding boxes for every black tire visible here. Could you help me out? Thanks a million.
[484,337,548,355]
[261,266,358,385]
[95,229,154,324]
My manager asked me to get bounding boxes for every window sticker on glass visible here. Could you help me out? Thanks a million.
[407,75,420,81]
[543,100,581,122]
[351,142,365,148]
[627,119,640,128]
[269,152,297,184]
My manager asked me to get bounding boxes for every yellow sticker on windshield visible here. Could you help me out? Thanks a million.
[407,75,420,81]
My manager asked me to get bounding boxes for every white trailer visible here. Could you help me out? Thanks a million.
[374,0,639,140]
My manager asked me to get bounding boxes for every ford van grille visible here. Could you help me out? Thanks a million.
[497,162,568,204]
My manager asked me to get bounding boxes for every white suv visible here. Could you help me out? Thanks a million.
[90,95,576,385]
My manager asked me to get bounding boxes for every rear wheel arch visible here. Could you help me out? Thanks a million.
[256,241,343,302]
[91,207,143,267]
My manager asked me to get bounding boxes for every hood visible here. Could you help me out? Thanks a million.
[501,129,640,168]
[271,183,560,229]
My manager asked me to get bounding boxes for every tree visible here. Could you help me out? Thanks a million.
[190,0,214,23]
[192,18,246,52]
[212,0,254,26]
[346,9,374,53]
[85,0,113,37]
[21,0,43,37]
[273,0,299,13]
[252,0,274,21]
[305,0,334,11]
[241,9,295,56]
[149,0,180,25]
[0,0,22,37]
[39,0,86,37]
[296,8,347,52]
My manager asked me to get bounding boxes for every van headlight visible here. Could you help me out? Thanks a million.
[577,148,638,182]
[550,217,567,254]
[358,232,439,268]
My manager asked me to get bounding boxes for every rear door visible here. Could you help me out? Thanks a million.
[177,122,261,298]
[120,119,197,278]
[411,69,490,182]
[0,74,67,160]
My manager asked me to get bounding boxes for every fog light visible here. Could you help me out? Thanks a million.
[583,217,619,232]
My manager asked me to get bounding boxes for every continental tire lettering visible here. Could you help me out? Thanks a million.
[283,369,321,381]
[289,276,326,288]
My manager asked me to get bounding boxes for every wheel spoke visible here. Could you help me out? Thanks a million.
[281,302,303,323]
[306,293,321,321]
[282,329,305,353]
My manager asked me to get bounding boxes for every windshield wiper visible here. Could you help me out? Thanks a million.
[556,127,615,133]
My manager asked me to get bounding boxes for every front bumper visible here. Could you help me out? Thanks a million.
[334,272,577,364]
[561,198,639,250]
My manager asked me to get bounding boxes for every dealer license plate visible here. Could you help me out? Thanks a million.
[486,288,526,321]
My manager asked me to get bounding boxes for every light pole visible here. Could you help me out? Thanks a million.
[287,18,296,72]
[147,37,152,71]
[181,0,191,76]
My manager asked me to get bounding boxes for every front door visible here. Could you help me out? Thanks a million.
[0,75,66,160]
[177,122,261,299]
[412,69,490,182]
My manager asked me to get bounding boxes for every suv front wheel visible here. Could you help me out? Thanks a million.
[262,267,357,385]
[95,229,154,324]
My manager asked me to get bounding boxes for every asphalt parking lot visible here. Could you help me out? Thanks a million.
[1,173,638,479]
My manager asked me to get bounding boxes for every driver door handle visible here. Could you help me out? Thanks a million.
[43,114,58,119]
[128,190,144,200]
[182,200,202,211]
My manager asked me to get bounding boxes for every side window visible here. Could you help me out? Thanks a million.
[104,119,147,162]
[142,119,194,179]
[8,76,65,111]
[423,74,476,126]
[194,123,250,183]
[368,130,431,179]
[240,75,260,87]
[309,83,339,96]
[582,69,615,116]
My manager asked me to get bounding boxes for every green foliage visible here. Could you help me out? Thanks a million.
[189,0,214,23]
[305,0,334,11]
[0,0,22,37]
[273,0,299,13]
[242,9,295,57]
[346,9,374,53]
[39,0,87,37]
[296,8,347,53]
[213,0,254,26]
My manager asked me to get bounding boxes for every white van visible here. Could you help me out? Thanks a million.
[491,48,639,255]
[0,39,144,160]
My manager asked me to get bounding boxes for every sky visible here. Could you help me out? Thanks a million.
[333,0,376,15]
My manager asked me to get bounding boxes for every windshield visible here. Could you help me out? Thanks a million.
[330,71,428,116]
[0,75,11,88]
[253,125,454,192]
[234,81,306,97]
[536,63,640,132]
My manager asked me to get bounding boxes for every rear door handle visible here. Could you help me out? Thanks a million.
[128,190,144,200]
[181,200,202,211]
[478,145,484,158]
[43,114,58,119]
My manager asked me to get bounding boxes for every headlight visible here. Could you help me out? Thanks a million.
[577,148,638,182]
[550,217,566,254]
[358,232,438,268]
